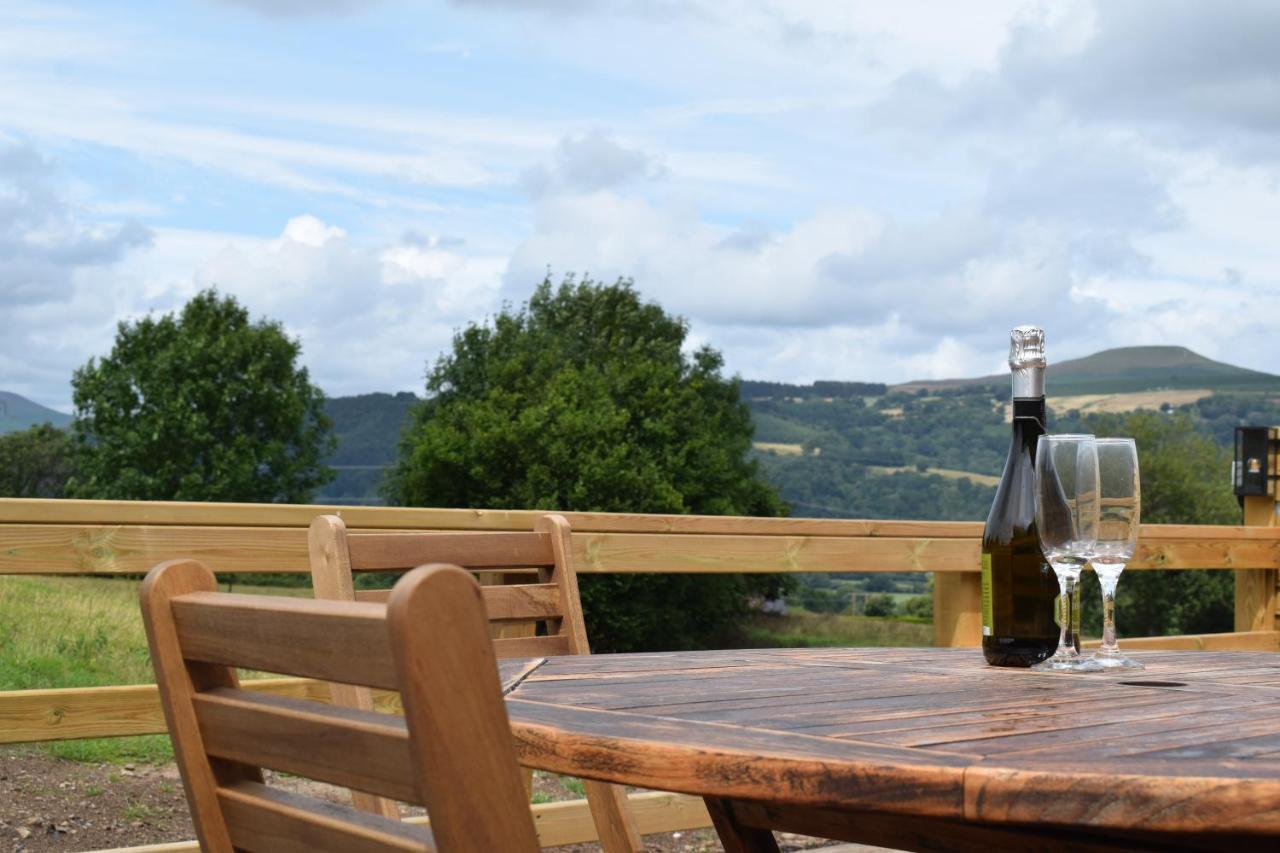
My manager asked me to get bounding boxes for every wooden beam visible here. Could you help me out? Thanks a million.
[933,572,982,648]
[3,518,1275,577]
[88,791,713,852]
[1081,630,1280,652]
[1237,494,1278,632]
[8,497,1277,540]
[0,678,402,745]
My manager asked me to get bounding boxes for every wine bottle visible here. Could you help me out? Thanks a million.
[981,326,1060,666]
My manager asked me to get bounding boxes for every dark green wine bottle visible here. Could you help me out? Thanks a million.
[981,326,1060,667]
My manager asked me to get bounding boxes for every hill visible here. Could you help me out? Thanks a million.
[316,391,418,505]
[896,346,1280,395]
[0,391,72,434]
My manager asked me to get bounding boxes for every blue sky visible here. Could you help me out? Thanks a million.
[4,0,1280,410]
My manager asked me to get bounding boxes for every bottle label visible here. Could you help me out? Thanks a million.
[980,553,993,636]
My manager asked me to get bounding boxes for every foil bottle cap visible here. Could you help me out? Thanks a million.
[1009,326,1046,370]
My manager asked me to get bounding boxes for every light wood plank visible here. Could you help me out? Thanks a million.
[933,572,981,648]
[1081,630,1280,651]
[220,782,431,853]
[306,515,401,819]
[140,561,260,853]
[347,530,553,569]
[9,497,1277,542]
[171,594,399,690]
[194,689,417,804]
[1237,494,1278,632]
[0,676,390,744]
[493,635,573,658]
[3,522,1277,575]
[89,791,714,853]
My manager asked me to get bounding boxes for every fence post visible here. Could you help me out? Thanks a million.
[1237,470,1279,633]
[933,572,981,647]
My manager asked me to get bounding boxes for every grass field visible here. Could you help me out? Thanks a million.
[741,610,932,648]
[0,575,308,764]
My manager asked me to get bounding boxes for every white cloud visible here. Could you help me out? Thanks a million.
[6,0,1280,405]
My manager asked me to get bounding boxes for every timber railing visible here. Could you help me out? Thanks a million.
[1,496,1278,851]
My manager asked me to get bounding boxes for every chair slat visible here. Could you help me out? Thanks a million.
[355,583,562,622]
[484,583,562,621]
[347,531,554,570]
[194,689,416,803]
[172,594,399,690]
[493,634,572,659]
[220,781,433,853]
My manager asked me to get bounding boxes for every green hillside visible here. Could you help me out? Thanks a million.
[0,392,72,434]
[898,346,1280,395]
[316,391,417,505]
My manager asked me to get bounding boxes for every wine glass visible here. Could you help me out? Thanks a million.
[1088,438,1144,670]
[1031,434,1103,673]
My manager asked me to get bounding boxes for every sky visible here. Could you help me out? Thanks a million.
[4,0,1280,412]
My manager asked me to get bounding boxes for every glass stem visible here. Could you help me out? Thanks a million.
[1098,571,1121,656]
[1055,573,1078,658]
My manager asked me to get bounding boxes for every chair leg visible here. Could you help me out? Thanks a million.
[584,779,644,852]
[521,766,535,800]
[704,797,780,853]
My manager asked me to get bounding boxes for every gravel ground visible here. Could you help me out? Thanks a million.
[2,746,874,852]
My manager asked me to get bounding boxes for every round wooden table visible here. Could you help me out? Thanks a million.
[501,647,1280,852]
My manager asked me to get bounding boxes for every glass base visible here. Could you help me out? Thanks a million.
[1031,652,1105,673]
[1089,651,1145,671]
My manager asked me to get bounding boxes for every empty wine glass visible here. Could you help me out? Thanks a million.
[1032,434,1103,673]
[1088,438,1144,671]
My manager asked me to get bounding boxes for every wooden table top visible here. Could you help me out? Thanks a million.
[500,647,1280,841]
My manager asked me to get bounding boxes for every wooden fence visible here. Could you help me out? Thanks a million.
[2,496,1278,850]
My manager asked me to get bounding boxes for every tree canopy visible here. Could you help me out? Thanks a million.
[386,275,786,651]
[0,423,75,498]
[70,289,333,503]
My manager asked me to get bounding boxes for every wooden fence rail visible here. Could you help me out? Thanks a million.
[2,497,1278,850]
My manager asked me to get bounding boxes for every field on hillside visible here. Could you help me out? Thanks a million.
[868,465,1000,486]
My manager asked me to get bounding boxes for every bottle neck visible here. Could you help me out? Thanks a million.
[1011,365,1044,398]
[1011,396,1046,451]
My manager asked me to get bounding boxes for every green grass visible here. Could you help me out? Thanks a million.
[560,777,586,797]
[122,801,156,822]
[1,575,307,764]
[741,611,932,648]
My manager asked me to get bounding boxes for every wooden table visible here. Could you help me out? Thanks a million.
[500,647,1280,852]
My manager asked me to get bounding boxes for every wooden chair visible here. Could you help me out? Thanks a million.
[309,513,644,852]
[141,558,539,853]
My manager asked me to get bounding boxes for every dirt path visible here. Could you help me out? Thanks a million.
[2,746,862,852]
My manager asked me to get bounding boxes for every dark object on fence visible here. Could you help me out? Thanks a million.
[1233,426,1277,502]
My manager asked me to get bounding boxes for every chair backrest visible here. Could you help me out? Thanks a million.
[141,559,540,853]
[309,513,592,660]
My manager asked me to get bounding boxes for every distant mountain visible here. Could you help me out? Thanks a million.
[316,391,418,505]
[0,391,72,434]
[896,346,1280,395]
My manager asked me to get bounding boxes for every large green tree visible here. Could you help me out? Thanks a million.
[386,276,786,651]
[71,289,333,502]
[1075,411,1238,636]
[0,423,75,498]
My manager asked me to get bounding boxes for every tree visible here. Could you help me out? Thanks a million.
[863,594,897,617]
[1076,411,1238,637]
[70,289,333,503]
[0,423,75,498]
[386,275,787,651]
